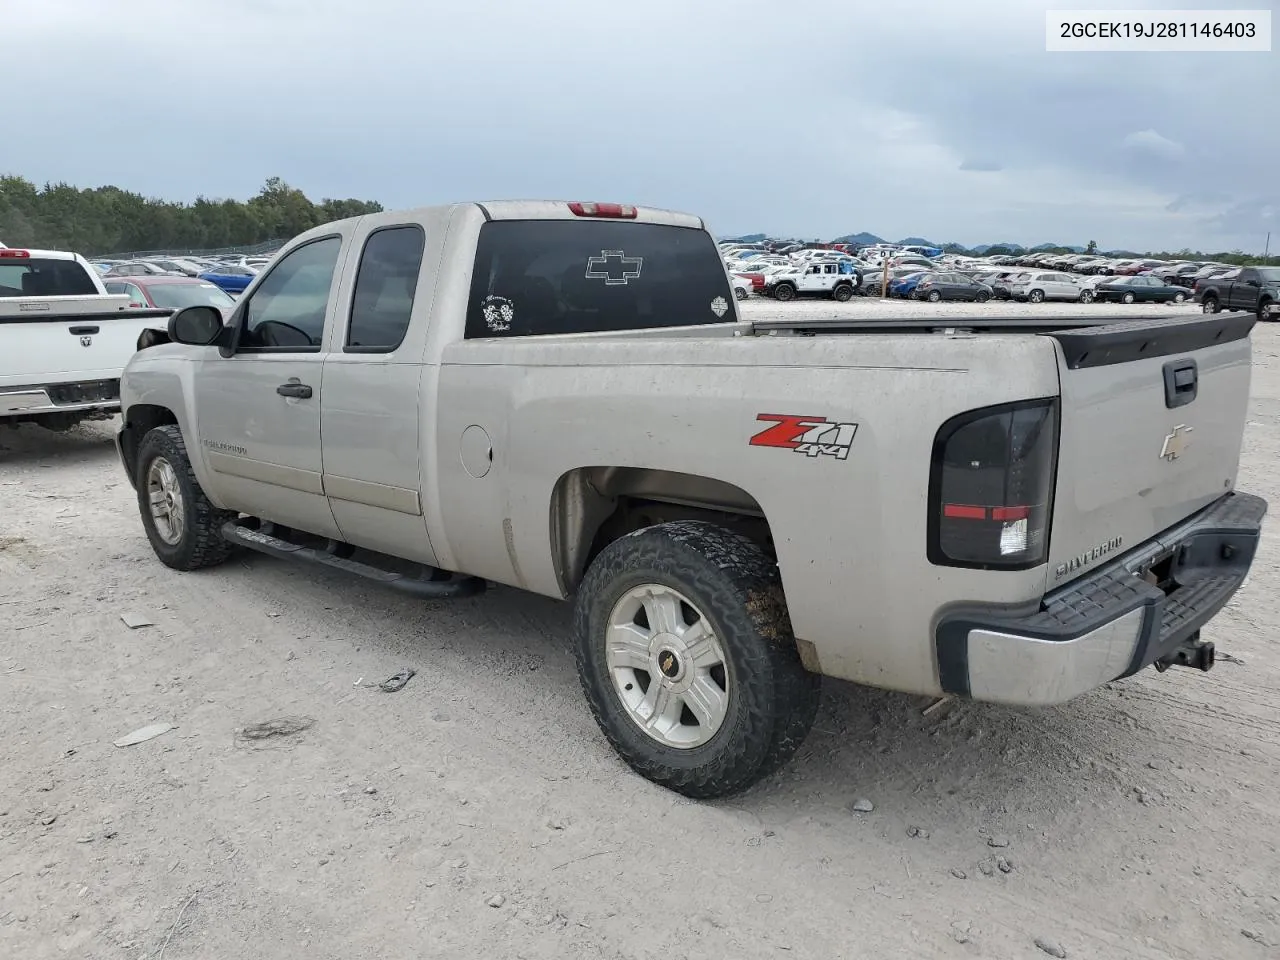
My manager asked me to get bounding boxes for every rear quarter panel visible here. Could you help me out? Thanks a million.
[433,332,1062,697]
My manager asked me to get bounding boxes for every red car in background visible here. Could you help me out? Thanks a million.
[103,275,236,314]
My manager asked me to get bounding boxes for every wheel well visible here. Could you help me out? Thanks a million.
[550,467,773,595]
[119,404,178,481]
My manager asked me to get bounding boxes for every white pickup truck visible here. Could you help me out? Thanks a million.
[1,248,170,429]
[114,201,1266,798]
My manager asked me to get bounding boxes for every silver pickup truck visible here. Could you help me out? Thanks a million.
[115,200,1267,798]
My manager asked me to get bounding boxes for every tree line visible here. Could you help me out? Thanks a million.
[0,175,383,256]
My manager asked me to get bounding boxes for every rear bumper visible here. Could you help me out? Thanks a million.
[934,491,1267,706]
[1,379,121,417]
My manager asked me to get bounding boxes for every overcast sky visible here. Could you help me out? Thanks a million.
[6,0,1277,252]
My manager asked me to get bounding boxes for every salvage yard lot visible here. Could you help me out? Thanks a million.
[1,302,1277,960]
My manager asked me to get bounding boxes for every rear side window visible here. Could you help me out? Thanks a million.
[346,226,425,352]
[0,258,98,298]
[465,220,733,338]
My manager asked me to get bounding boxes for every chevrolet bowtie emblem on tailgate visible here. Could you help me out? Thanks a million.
[1160,424,1193,461]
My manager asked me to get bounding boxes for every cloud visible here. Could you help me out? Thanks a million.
[1121,129,1186,159]
[1,0,1277,252]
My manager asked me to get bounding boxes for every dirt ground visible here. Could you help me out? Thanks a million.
[2,303,1278,959]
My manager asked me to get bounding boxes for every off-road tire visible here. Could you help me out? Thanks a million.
[135,425,236,571]
[573,521,821,799]
[832,283,854,302]
[773,283,796,302]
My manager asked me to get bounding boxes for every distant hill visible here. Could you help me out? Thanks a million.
[896,237,937,247]
[1030,242,1085,253]
[832,231,884,245]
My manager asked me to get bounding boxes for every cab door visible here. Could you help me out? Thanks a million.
[192,233,351,540]
[797,264,824,293]
[319,217,441,566]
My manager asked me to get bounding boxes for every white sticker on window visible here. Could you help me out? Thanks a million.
[481,295,514,332]
[586,250,643,285]
[710,296,728,318]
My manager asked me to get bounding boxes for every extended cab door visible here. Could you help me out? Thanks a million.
[318,216,442,566]
[192,233,350,540]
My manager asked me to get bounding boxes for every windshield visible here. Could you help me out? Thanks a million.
[145,282,236,310]
[1256,267,1280,281]
[466,220,733,338]
[0,257,99,297]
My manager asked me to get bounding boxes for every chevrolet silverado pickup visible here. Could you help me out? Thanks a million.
[1,248,170,429]
[114,200,1267,798]
[1195,266,1280,322]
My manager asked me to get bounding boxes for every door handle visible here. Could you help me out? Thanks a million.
[69,325,100,335]
[276,381,313,399]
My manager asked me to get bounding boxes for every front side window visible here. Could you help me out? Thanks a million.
[240,237,341,350]
[465,220,733,338]
[346,226,425,352]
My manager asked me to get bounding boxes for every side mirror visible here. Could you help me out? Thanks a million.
[168,305,225,346]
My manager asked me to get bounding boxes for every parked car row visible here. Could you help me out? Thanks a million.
[722,238,1226,306]
[88,250,280,296]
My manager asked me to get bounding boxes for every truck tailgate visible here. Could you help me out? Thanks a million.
[1046,314,1254,586]
[0,305,172,391]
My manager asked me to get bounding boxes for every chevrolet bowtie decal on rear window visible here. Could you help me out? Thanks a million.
[750,414,859,460]
[585,250,643,285]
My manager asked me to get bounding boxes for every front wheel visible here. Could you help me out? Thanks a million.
[1173,292,1187,303]
[1122,292,1136,304]
[975,291,991,303]
[926,289,942,303]
[135,425,236,571]
[734,287,748,301]
[1079,289,1095,304]
[573,521,821,799]
[1261,301,1275,323]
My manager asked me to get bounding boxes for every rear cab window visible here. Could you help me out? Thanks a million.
[465,220,734,338]
[0,257,99,303]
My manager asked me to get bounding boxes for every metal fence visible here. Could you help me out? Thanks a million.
[91,238,286,260]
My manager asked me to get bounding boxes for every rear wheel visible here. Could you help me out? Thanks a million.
[573,521,821,799]
[135,425,236,571]
[1122,292,1136,304]
[1261,301,1275,323]
[1202,296,1220,314]
[773,283,796,302]
[1028,289,1045,304]
[975,290,991,303]
[734,287,748,301]
[832,283,854,302]
[926,289,942,303]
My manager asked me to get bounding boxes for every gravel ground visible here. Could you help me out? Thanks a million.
[1,304,1277,960]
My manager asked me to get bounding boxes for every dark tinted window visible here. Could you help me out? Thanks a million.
[346,226,424,352]
[240,237,341,350]
[465,220,733,338]
[0,258,99,298]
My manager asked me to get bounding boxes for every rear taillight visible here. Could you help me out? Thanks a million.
[928,398,1058,570]
[568,201,638,219]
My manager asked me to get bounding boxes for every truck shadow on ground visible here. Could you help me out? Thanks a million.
[232,556,1141,828]
[0,420,121,467]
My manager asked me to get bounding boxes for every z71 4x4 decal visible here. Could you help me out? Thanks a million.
[750,414,859,460]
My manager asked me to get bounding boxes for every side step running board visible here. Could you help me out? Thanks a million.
[221,521,486,599]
